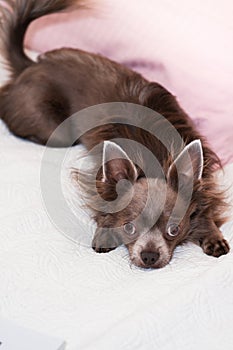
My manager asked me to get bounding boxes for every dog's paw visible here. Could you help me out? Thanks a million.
[92,245,115,254]
[201,237,230,257]
[92,228,121,254]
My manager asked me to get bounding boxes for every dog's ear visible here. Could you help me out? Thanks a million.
[102,141,137,183]
[167,140,204,189]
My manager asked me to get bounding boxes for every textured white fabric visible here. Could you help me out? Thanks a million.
[0,62,233,350]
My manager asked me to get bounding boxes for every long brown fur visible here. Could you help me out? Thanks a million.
[0,0,230,268]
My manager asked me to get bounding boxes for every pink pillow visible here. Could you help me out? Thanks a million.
[26,0,233,164]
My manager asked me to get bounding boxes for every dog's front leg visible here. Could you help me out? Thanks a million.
[92,227,123,253]
[200,231,230,258]
[193,221,230,257]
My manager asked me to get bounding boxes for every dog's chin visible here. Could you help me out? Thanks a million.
[130,255,171,269]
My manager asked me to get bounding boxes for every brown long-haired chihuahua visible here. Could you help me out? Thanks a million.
[0,0,230,268]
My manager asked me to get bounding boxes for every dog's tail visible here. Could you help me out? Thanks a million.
[0,0,85,78]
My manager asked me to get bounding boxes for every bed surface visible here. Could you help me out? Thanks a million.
[0,119,233,350]
[0,60,233,349]
[1,0,233,347]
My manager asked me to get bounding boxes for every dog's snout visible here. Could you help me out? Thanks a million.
[140,251,160,266]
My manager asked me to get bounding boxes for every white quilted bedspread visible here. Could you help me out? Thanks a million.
[0,64,233,350]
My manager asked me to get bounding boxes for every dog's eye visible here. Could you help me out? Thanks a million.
[166,224,180,238]
[123,222,136,235]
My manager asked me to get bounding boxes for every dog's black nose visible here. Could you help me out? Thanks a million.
[140,251,160,266]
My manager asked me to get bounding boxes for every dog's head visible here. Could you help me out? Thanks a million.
[93,139,204,269]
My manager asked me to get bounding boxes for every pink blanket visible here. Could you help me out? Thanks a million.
[26,0,233,164]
